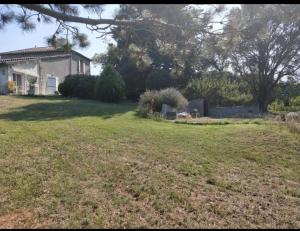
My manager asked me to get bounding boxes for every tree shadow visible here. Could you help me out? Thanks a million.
[0,97,136,121]
[11,95,65,101]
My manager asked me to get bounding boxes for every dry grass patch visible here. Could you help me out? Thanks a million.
[175,116,264,125]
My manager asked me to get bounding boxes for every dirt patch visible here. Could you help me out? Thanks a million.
[0,209,51,228]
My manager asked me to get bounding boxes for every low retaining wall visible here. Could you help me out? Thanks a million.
[208,105,260,118]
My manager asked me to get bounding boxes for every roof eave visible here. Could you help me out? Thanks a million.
[71,50,91,61]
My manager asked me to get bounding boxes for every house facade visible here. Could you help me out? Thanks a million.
[0,46,91,95]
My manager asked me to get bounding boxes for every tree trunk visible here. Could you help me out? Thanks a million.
[258,98,269,113]
[257,83,273,113]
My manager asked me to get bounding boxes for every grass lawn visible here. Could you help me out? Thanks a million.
[0,95,299,228]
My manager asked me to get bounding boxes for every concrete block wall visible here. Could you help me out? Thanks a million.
[208,105,260,118]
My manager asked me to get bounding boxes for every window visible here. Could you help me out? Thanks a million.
[78,60,86,74]
[81,61,84,74]
[82,62,85,74]
[78,60,81,73]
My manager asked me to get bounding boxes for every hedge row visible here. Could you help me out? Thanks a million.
[58,65,125,102]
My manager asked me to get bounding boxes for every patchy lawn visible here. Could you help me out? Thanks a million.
[0,95,299,228]
[175,116,265,125]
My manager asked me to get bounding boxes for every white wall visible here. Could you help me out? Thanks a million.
[11,61,39,77]
[0,65,8,94]
[0,61,39,95]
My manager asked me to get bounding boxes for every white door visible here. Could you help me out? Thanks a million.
[47,75,57,95]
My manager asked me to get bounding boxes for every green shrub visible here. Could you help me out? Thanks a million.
[119,59,148,101]
[58,75,97,99]
[159,88,188,110]
[137,88,188,117]
[268,99,300,113]
[291,96,300,107]
[273,81,300,106]
[58,82,66,97]
[268,100,285,112]
[58,75,77,97]
[75,76,96,99]
[27,76,37,87]
[145,69,174,90]
[137,90,161,117]
[182,72,252,106]
[95,65,125,102]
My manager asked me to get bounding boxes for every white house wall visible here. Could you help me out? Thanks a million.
[40,56,71,95]
[71,52,90,75]
[0,65,8,94]
[11,61,39,77]
[7,65,13,81]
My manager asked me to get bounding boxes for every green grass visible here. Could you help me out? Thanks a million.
[0,96,299,228]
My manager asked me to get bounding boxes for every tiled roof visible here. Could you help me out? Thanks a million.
[0,54,72,63]
[0,57,38,63]
[0,46,91,61]
[0,46,61,55]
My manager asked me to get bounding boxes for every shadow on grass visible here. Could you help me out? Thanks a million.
[0,97,136,121]
[12,95,64,100]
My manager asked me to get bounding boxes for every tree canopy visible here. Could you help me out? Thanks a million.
[223,4,300,111]
[0,4,226,49]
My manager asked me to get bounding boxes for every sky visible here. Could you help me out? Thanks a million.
[0,4,240,75]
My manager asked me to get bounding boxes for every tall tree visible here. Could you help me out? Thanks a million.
[92,4,227,90]
[224,4,300,112]
[93,43,151,100]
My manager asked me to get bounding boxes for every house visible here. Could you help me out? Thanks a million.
[0,46,91,95]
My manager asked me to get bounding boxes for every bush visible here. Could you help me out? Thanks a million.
[268,100,285,112]
[145,69,174,90]
[287,121,300,134]
[75,76,96,99]
[286,112,300,123]
[182,72,252,106]
[58,75,77,97]
[285,109,300,135]
[7,80,16,94]
[291,96,300,107]
[118,59,148,101]
[137,88,188,117]
[123,74,147,101]
[268,98,300,114]
[58,75,97,99]
[273,81,300,106]
[58,82,65,96]
[95,65,125,102]
[137,90,161,117]
[159,88,188,110]
[27,76,37,87]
